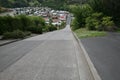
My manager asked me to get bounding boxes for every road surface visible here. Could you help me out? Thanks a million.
[0,15,94,80]
[0,11,15,16]
[81,33,120,80]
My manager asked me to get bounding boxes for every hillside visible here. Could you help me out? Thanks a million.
[0,0,87,9]
[0,0,40,7]
[0,7,9,13]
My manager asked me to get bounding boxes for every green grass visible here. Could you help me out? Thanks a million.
[116,28,120,33]
[74,28,107,38]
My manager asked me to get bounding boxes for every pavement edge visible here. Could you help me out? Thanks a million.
[0,39,21,46]
[72,32,102,80]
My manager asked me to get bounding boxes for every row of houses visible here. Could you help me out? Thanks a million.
[44,10,68,26]
[14,7,69,26]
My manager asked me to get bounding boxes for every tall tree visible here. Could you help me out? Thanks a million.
[89,0,120,26]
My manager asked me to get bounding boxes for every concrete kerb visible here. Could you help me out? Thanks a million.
[0,34,39,46]
[72,32,102,80]
[0,39,21,46]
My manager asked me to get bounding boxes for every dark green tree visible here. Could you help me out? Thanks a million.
[89,0,120,26]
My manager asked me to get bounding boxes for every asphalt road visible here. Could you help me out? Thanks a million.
[0,15,76,80]
[0,14,70,72]
[0,40,44,72]
[81,32,120,80]
[0,15,95,80]
[0,11,15,16]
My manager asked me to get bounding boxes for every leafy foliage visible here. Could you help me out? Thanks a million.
[0,0,40,7]
[47,25,57,31]
[0,15,45,34]
[71,18,79,30]
[70,4,93,30]
[27,26,43,34]
[0,0,87,10]
[85,12,103,30]
[88,0,120,27]
[2,30,31,39]
[102,17,115,31]
[85,12,115,31]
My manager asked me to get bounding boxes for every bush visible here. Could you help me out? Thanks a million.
[89,0,120,27]
[29,16,45,27]
[24,31,31,36]
[70,4,93,29]
[85,12,114,31]
[102,17,115,31]
[59,22,66,29]
[0,15,46,34]
[0,16,13,34]
[48,25,57,31]
[85,12,103,30]
[2,30,31,39]
[71,18,79,30]
[27,26,43,34]
[18,15,33,31]
[42,26,49,32]
[85,17,97,30]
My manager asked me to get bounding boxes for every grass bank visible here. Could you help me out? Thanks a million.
[74,28,107,38]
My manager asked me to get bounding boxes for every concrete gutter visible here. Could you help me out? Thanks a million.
[0,39,20,46]
[72,32,102,80]
[0,34,39,46]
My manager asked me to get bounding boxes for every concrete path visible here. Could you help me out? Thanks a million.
[0,24,95,80]
[0,14,97,80]
[81,32,120,80]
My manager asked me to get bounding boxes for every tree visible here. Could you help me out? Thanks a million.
[89,0,120,26]
[70,4,93,29]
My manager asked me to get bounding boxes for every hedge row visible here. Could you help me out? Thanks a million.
[0,15,58,39]
[0,15,45,35]
[2,30,31,39]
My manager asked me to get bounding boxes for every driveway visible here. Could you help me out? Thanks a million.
[81,32,120,80]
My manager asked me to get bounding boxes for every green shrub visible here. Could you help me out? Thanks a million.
[71,18,80,30]
[85,13,102,30]
[42,26,49,32]
[89,0,120,27]
[59,22,66,29]
[92,12,103,20]
[86,17,96,30]
[102,16,115,31]
[2,30,31,39]
[18,15,33,31]
[27,26,43,34]
[0,16,13,34]
[24,31,31,36]
[29,16,45,27]
[48,25,57,31]
[85,13,115,31]
[70,4,93,29]
[0,15,46,34]
[0,17,5,34]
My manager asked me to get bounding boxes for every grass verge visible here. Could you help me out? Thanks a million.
[74,28,107,38]
[116,28,120,33]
